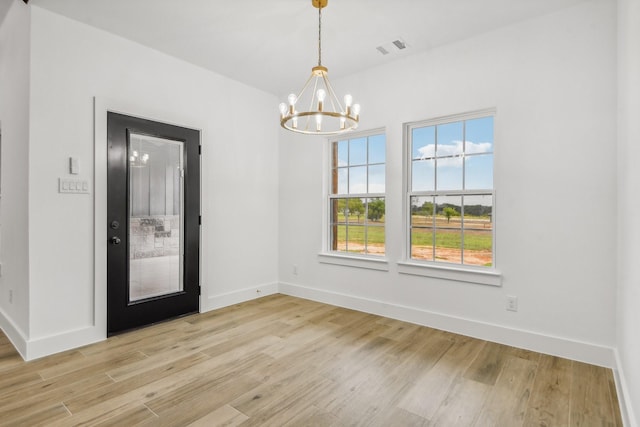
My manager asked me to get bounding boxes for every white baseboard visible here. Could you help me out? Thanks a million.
[1,280,619,374]
[278,281,615,368]
[25,326,106,361]
[0,308,106,361]
[0,307,28,359]
[201,282,279,313]
[613,348,638,427]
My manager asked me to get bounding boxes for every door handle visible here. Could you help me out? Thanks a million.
[110,236,122,245]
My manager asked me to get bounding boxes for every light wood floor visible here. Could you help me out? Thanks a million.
[0,294,623,426]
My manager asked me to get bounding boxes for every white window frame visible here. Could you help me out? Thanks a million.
[319,128,389,270]
[399,109,501,286]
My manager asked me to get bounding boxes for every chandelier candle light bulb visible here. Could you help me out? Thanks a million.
[317,89,326,111]
[279,0,360,135]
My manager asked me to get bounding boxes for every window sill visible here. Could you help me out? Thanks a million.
[318,253,389,271]
[397,261,502,286]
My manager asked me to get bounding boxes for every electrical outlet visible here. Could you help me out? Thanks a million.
[293,264,298,275]
[9,290,13,304]
[506,295,518,312]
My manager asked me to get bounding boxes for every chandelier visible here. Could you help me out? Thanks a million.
[279,0,360,135]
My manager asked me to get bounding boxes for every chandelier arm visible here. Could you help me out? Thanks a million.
[326,83,339,115]
[300,74,318,132]
[326,86,339,114]
[308,76,320,113]
[322,72,345,112]
[296,72,315,102]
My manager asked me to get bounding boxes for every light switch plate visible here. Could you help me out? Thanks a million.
[59,178,90,194]
[70,157,80,175]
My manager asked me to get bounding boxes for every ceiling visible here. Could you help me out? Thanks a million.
[27,0,587,97]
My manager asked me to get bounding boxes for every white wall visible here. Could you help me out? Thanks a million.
[617,0,640,423]
[0,0,30,355]
[23,6,279,358]
[279,0,618,366]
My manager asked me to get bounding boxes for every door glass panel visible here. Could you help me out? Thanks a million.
[128,133,183,302]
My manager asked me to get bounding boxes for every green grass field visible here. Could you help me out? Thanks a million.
[411,228,492,251]
[333,215,492,251]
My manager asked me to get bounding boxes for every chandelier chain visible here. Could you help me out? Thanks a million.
[318,5,322,66]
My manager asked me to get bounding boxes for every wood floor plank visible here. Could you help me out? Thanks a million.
[0,369,43,394]
[0,373,114,422]
[185,404,249,427]
[463,341,511,385]
[260,321,339,359]
[231,373,335,427]
[66,351,272,422]
[608,375,624,427]
[314,380,415,427]
[38,349,148,380]
[280,405,346,427]
[309,329,447,426]
[383,328,456,392]
[63,352,212,414]
[429,376,491,426]
[0,296,623,426]
[0,338,24,373]
[78,318,194,357]
[200,323,285,359]
[145,373,262,426]
[367,407,429,427]
[474,356,538,426]
[377,318,422,342]
[523,354,572,427]
[398,334,485,420]
[1,402,71,427]
[105,342,212,382]
[47,400,149,427]
[242,331,346,388]
[570,361,619,426]
[92,404,158,427]
[279,302,338,328]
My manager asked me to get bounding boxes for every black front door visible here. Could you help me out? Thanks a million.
[107,112,200,334]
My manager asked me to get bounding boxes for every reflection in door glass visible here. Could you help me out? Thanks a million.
[128,133,183,302]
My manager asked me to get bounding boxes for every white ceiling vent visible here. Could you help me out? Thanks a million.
[392,39,407,50]
[376,38,409,56]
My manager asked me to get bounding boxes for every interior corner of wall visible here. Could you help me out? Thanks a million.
[0,305,29,359]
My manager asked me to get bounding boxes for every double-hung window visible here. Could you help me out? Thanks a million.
[329,130,386,256]
[407,111,494,268]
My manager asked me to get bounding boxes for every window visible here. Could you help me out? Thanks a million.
[329,130,385,256]
[407,112,494,267]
